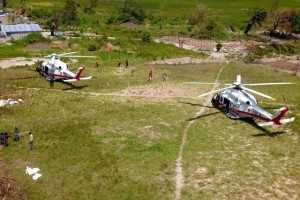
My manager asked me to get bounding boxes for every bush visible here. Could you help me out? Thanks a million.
[106,0,146,24]
[106,16,118,25]
[187,4,207,25]
[142,32,151,42]
[14,32,46,46]
[189,19,228,40]
[88,44,97,51]
[27,8,51,20]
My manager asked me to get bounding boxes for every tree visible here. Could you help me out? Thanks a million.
[84,0,98,14]
[3,0,7,7]
[118,0,146,23]
[244,8,267,35]
[187,4,207,25]
[62,0,79,26]
[270,10,292,37]
[291,9,300,34]
[270,9,300,37]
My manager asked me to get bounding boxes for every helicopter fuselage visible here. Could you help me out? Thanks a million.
[211,89,275,121]
[195,75,294,126]
[35,55,90,82]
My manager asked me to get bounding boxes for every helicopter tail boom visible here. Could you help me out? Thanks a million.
[258,106,295,126]
[75,66,86,79]
[63,76,92,82]
[62,66,92,82]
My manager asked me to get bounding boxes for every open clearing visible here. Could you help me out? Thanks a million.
[0,59,299,199]
[1,0,300,198]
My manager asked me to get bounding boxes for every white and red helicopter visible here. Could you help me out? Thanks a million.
[193,75,295,126]
[36,52,95,82]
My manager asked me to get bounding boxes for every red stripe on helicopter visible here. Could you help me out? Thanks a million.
[48,73,73,79]
[216,102,271,122]
[228,108,271,121]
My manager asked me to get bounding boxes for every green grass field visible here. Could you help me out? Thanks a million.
[1,0,300,199]
[25,0,300,23]
[1,61,299,199]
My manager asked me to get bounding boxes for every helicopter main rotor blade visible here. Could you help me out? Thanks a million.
[243,82,293,86]
[63,56,97,58]
[236,75,241,84]
[198,86,234,98]
[187,82,230,85]
[58,52,78,57]
[241,86,275,100]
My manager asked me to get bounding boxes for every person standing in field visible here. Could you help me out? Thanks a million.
[14,125,20,141]
[126,59,129,68]
[118,58,121,67]
[148,70,153,82]
[163,73,167,81]
[96,58,99,68]
[4,132,9,146]
[29,132,33,150]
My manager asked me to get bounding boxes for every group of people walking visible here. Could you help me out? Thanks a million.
[96,58,168,82]
[148,70,168,82]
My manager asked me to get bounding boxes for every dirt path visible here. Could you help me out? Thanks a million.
[174,64,226,200]
[7,84,200,100]
[0,57,45,68]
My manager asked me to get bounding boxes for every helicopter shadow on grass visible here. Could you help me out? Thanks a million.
[186,111,220,121]
[242,118,287,137]
[50,80,88,91]
[8,76,40,80]
[177,101,221,121]
[177,101,215,109]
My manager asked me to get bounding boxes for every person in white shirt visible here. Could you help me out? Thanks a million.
[29,132,33,150]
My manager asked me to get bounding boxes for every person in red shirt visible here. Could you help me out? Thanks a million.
[4,132,9,146]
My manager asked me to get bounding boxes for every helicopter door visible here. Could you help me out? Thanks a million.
[223,98,230,113]
[45,67,49,75]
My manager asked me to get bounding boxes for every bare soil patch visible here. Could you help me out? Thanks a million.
[0,57,77,69]
[259,57,299,75]
[116,83,201,99]
[25,41,52,51]
[154,36,300,76]
[0,57,43,68]
[146,56,226,65]
[121,22,138,29]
